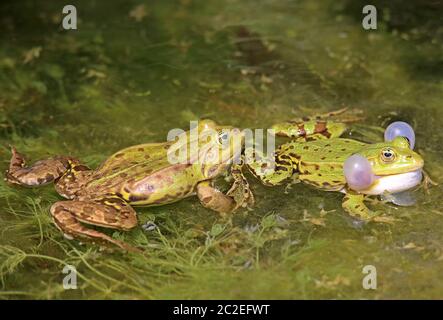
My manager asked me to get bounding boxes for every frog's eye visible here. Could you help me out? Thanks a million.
[380,148,396,162]
[384,121,415,149]
[217,131,230,145]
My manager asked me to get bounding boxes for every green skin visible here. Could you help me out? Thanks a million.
[5,120,253,251]
[247,112,424,221]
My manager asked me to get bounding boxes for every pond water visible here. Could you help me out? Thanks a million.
[0,0,442,299]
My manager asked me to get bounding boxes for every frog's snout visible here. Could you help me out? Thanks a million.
[416,155,424,169]
[407,151,424,172]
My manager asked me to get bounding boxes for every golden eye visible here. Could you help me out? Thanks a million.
[218,132,229,145]
[381,148,395,162]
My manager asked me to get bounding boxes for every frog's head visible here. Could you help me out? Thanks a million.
[362,136,423,175]
[193,120,244,178]
[345,136,424,195]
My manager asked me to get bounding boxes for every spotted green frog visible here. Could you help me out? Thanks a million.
[6,120,253,251]
[247,109,424,220]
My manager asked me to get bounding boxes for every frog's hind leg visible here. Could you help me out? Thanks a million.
[50,196,139,252]
[5,146,87,187]
[271,107,364,139]
[342,191,380,221]
[272,119,348,140]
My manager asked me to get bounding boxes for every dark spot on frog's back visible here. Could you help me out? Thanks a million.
[280,154,291,160]
[73,165,89,172]
[83,206,95,215]
[115,153,125,158]
[202,196,213,204]
[314,121,326,132]
[128,195,148,202]
[289,152,300,160]
[104,212,118,223]
[102,180,113,187]
[137,147,145,152]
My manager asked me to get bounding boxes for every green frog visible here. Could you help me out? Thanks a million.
[5,120,253,251]
[246,109,424,220]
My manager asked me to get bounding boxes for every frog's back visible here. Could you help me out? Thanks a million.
[95,142,171,175]
[80,142,205,205]
[290,138,368,191]
[83,142,174,193]
[292,138,367,163]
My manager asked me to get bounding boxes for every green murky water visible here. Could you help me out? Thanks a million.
[0,0,442,299]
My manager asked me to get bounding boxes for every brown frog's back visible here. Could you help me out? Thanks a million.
[84,156,171,192]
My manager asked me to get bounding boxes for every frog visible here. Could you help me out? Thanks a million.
[5,120,254,251]
[246,108,424,221]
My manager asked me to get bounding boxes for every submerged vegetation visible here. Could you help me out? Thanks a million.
[0,0,442,299]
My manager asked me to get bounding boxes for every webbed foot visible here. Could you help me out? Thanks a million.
[5,145,83,187]
[50,195,140,252]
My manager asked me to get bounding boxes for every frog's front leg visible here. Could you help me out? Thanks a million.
[197,159,254,213]
[5,146,87,187]
[245,144,295,186]
[196,181,236,213]
[226,159,255,209]
[50,195,139,252]
[342,191,380,221]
